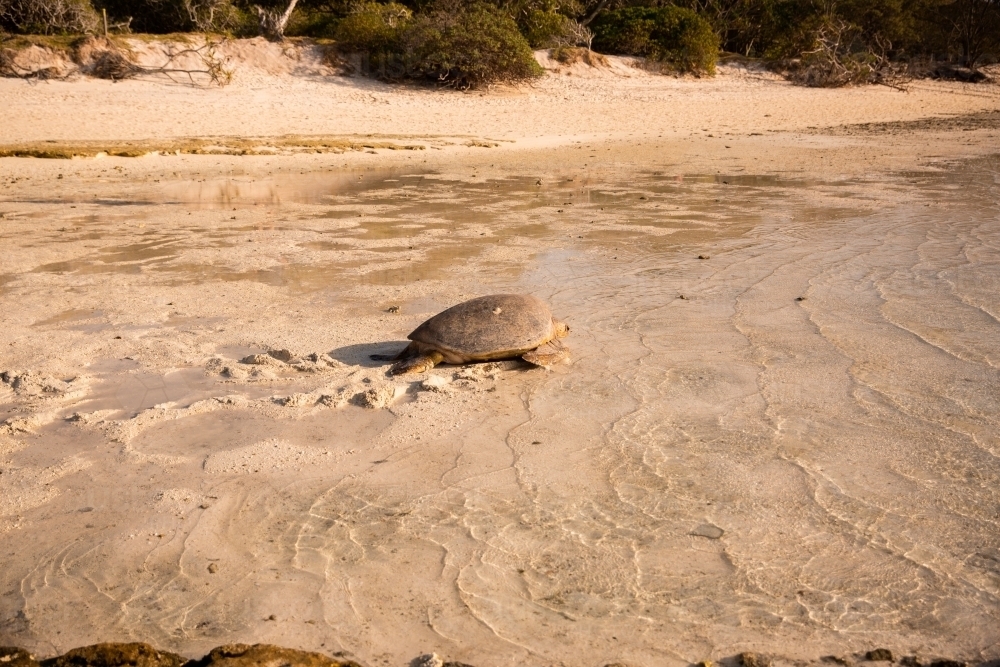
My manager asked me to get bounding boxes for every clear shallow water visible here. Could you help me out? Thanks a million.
[1,158,999,666]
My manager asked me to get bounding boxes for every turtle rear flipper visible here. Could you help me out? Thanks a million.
[390,351,444,375]
[522,340,568,367]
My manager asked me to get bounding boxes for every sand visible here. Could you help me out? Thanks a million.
[1,41,1000,667]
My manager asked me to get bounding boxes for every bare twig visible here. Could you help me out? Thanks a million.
[869,35,912,91]
[90,48,141,79]
[0,43,71,81]
[0,58,64,80]
[0,0,99,34]
[150,42,232,85]
[785,19,911,90]
[84,37,232,86]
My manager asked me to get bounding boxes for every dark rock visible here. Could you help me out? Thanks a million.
[866,650,894,662]
[410,656,442,667]
[267,349,294,363]
[740,653,771,667]
[698,255,710,260]
[40,643,185,667]
[932,65,990,83]
[690,523,724,539]
[187,645,361,667]
[822,657,850,665]
[899,658,920,667]
[928,661,965,667]
[1,647,40,667]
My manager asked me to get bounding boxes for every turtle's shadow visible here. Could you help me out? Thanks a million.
[329,341,408,368]
[329,342,539,372]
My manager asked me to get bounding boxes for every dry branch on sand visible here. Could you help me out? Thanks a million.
[781,20,912,90]
[0,44,63,78]
[0,35,232,85]
[75,36,232,85]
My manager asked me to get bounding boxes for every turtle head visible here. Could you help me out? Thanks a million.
[553,320,570,338]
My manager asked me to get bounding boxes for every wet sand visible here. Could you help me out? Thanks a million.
[2,54,1000,667]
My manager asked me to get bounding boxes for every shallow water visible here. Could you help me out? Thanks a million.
[1,157,999,666]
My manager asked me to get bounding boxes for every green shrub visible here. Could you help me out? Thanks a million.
[522,8,574,48]
[591,5,718,75]
[337,2,541,88]
[396,3,542,87]
[334,2,411,51]
[284,7,339,37]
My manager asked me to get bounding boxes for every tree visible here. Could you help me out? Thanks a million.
[255,0,298,39]
[936,0,1000,68]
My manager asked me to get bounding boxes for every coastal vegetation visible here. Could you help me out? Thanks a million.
[1,0,998,86]
[335,1,542,86]
[590,6,717,75]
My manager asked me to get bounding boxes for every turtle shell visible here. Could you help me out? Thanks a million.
[408,294,556,359]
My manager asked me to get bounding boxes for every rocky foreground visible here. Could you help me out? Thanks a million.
[0,643,991,667]
[0,644,363,667]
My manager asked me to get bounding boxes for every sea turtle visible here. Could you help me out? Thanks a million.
[372,294,570,375]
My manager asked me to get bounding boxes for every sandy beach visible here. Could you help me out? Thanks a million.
[2,41,1000,667]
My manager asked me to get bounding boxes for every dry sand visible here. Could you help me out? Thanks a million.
[1,41,1000,667]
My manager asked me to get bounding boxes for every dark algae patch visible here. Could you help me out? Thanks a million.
[3,645,360,667]
[3,644,990,667]
[40,644,185,667]
[186,645,361,667]
[0,647,40,667]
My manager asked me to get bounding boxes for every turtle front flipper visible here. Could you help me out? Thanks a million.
[389,351,445,375]
[371,341,418,362]
[522,340,569,367]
